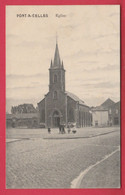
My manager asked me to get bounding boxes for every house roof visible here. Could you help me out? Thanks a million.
[66,91,88,107]
[110,101,120,109]
[100,98,115,108]
[92,98,118,111]
[6,113,39,119]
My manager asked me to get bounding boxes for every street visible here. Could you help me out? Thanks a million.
[6,127,120,189]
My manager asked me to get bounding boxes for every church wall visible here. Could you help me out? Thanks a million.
[37,99,45,123]
[67,97,92,127]
[78,105,91,127]
[67,96,77,123]
[45,91,66,127]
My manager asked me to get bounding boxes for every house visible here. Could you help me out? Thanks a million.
[92,98,120,127]
[108,101,120,126]
[92,107,109,127]
[6,104,40,128]
[6,113,40,128]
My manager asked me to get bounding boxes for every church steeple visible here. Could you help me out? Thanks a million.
[49,40,65,92]
[53,43,61,67]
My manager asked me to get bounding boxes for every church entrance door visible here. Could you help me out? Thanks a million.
[53,111,60,127]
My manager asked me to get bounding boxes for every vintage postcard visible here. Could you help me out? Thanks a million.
[5,5,120,189]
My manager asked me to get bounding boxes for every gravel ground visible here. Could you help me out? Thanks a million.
[6,127,120,189]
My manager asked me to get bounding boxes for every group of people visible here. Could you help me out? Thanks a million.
[48,123,76,134]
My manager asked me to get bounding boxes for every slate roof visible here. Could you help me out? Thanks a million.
[100,98,115,108]
[92,98,116,111]
[109,101,120,109]
[37,97,45,105]
[67,91,88,107]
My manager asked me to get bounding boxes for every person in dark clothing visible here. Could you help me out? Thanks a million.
[67,123,71,134]
[62,124,65,134]
[59,124,62,134]
[48,127,51,134]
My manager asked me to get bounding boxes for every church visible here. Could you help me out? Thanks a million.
[38,42,92,128]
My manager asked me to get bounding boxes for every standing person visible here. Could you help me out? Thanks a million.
[59,123,61,134]
[62,124,66,134]
[48,127,51,134]
[67,123,71,134]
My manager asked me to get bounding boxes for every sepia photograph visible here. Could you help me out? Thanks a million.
[6,5,120,189]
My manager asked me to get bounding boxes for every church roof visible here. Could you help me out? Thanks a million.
[37,97,45,105]
[67,91,88,107]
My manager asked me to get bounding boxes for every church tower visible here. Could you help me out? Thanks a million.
[49,42,65,94]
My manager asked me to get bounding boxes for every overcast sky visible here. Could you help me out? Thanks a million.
[6,5,120,113]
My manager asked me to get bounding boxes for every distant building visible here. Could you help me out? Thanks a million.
[92,107,109,127]
[100,98,115,109]
[6,113,39,128]
[6,104,40,128]
[92,98,120,127]
[108,101,120,126]
[38,42,92,128]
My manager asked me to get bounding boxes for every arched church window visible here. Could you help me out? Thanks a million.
[53,74,57,83]
[53,91,57,99]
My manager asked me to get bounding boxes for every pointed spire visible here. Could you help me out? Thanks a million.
[53,42,61,67]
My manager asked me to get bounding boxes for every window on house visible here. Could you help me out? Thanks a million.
[109,109,112,114]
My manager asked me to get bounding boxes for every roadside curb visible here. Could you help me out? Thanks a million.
[43,130,118,140]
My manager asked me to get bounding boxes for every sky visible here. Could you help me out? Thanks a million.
[6,5,120,113]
